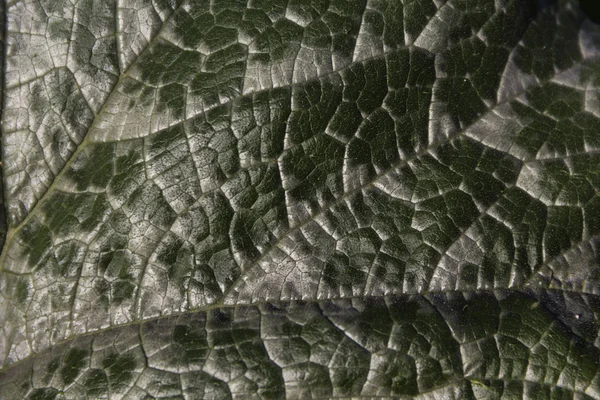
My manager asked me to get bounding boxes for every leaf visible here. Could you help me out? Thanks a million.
[1,0,600,398]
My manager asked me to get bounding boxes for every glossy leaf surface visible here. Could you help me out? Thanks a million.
[1,0,600,398]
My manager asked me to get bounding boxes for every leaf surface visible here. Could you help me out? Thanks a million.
[2,0,600,398]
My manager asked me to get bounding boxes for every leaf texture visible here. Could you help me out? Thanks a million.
[2,0,600,398]
[3,291,600,399]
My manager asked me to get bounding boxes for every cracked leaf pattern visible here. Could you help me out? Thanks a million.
[2,0,600,398]
[2,292,600,399]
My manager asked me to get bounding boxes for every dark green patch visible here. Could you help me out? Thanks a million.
[95,250,136,304]
[329,338,371,395]
[47,357,60,374]
[173,325,209,364]
[27,388,58,400]
[110,151,144,196]
[15,278,29,304]
[138,41,203,85]
[85,369,108,397]
[543,207,583,260]
[112,280,135,304]
[159,239,185,271]
[94,279,110,306]
[357,59,389,114]
[415,190,479,250]
[20,220,52,268]
[356,109,398,170]
[288,77,342,145]
[323,253,366,289]
[126,183,177,229]
[99,250,129,276]
[383,354,419,395]
[102,353,136,388]
[68,144,115,191]
[157,83,185,118]
[354,300,394,351]
[60,348,88,385]
[513,5,581,79]
[281,135,345,203]
[43,192,109,236]
[52,242,82,277]
[237,341,285,399]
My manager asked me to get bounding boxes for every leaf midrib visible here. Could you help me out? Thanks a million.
[0,286,597,375]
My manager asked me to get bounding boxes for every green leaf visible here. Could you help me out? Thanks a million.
[2,0,600,398]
